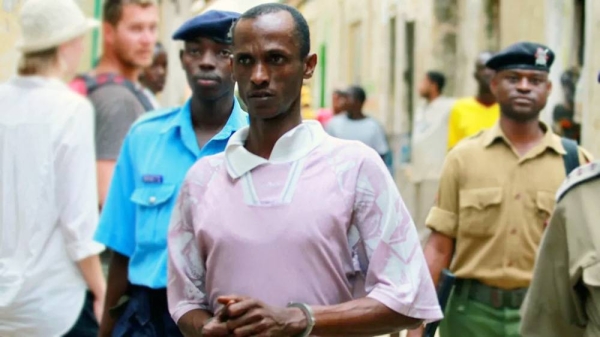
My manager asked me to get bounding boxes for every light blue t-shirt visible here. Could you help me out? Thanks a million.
[325,114,389,155]
[95,98,248,289]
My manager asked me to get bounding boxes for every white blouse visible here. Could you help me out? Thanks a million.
[0,76,104,337]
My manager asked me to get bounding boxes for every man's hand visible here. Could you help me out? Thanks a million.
[217,296,307,337]
[200,317,231,337]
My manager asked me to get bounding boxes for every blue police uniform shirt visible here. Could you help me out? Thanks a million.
[95,98,248,289]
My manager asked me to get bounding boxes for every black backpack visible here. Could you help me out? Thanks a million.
[561,137,580,175]
[70,73,155,112]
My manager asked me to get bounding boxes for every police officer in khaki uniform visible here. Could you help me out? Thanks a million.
[406,42,592,337]
[521,161,600,337]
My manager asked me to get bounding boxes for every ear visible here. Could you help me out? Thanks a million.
[546,79,553,96]
[103,22,115,45]
[229,56,237,82]
[303,53,318,79]
[490,73,499,96]
[179,50,185,70]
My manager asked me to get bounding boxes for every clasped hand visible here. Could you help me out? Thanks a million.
[201,295,307,337]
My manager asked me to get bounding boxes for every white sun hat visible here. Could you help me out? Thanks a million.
[17,0,99,53]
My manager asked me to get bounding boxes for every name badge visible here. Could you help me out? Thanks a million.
[142,174,163,184]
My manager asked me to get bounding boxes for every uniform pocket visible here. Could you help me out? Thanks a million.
[130,184,177,244]
[458,187,503,237]
[535,191,555,227]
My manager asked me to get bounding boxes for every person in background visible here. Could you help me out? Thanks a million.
[410,70,455,245]
[167,4,442,337]
[552,67,581,143]
[316,88,348,126]
[0,0,105,336]
[447,51,499,150]
[140,41,168,109]
[326,85,390,160]
[71,0,159,208]
[409,42,591,337]
[94,10,246,337]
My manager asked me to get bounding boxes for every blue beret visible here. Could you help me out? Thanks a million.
[486,42,555,72]
[172,10,240,43]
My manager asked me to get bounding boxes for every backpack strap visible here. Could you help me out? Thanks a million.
[561,137,580,175]
[71,73,155,112]
[112,76,156,112]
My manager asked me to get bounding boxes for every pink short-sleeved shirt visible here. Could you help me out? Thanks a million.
[167,121,442,324]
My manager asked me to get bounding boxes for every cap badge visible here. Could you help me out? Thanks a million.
[535,48,549,67]
[226,19,237,41]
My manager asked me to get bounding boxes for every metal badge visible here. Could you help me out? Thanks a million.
[142,174,163,184]
[535,48,549,67]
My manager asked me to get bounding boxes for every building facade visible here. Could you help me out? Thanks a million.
[286,0,600,222]
[2,0,598,160]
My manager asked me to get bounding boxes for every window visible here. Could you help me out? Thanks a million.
[484,0,501,52]
[575,0,585,66]
[403,21,415,127]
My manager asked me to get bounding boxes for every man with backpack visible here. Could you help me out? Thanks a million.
[70,0,159,207]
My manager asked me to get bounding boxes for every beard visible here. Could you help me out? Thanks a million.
[114,42,152,70]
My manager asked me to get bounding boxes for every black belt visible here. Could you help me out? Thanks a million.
[455,278,527,309]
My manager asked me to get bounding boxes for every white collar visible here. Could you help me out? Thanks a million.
[225,120,327,179]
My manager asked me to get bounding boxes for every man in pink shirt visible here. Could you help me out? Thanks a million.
[167,3,443,337]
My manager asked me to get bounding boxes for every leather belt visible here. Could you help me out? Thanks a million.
[455,278,527,309]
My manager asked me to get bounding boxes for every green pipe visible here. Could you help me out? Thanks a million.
[319,43,326,108]
[91,0,102,68]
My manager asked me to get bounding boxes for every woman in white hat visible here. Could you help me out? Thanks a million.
[0,0,106,336]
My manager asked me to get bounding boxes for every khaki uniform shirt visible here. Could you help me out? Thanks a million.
[426,121,590,289]
[521,161,600,337]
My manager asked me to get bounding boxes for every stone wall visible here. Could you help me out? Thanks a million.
[290,0,599,229]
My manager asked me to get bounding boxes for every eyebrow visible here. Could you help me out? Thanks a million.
[234,51,253,58]
[264,47,292,55]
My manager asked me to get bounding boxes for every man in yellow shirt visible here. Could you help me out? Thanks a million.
[447,51,499,150]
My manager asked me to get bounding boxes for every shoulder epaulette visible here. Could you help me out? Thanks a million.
[556,161,600,201]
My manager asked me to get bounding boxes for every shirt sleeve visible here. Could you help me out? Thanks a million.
[167,175,209,324]
[55,100,105,261]
[94,132,137,257]
[352,149,443,323]
[90,85,145,160]
[447,104,461,150]
[425,152,460,238]
[520,203,586,337]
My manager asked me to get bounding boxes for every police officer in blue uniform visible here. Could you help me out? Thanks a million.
[95,10,247,337]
